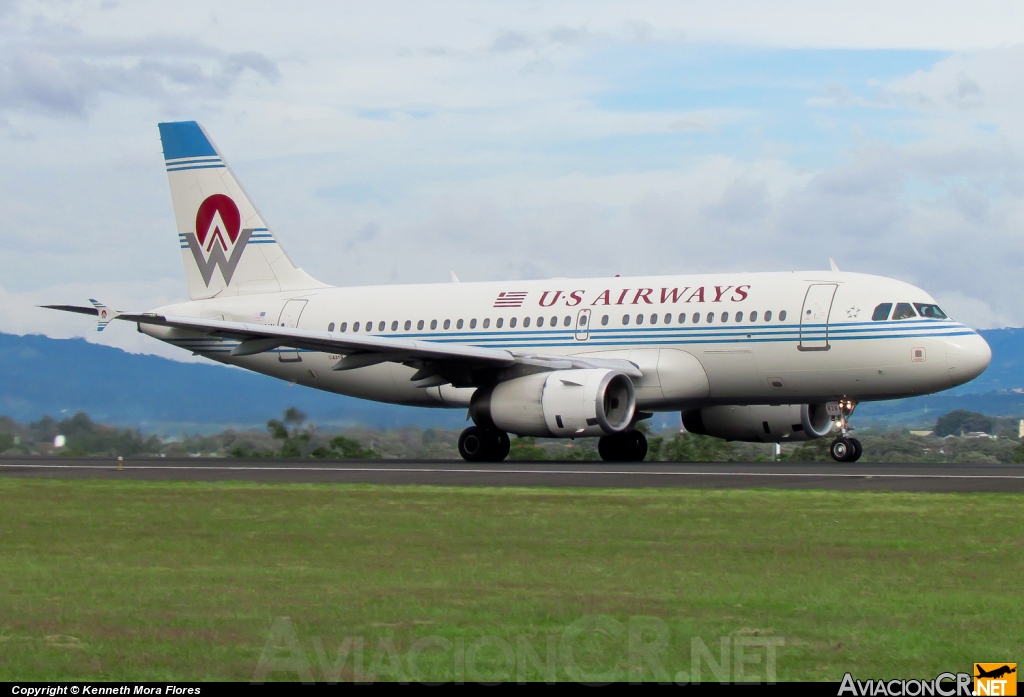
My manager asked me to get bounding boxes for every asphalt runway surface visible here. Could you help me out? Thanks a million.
[2,456,1024,492]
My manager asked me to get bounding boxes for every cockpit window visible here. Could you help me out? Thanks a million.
[872,303,892,321]
[914,303,948,319]
[891,303,917,320]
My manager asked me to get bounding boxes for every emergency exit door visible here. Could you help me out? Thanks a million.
[798,284,837,351]
[574,309,591,341]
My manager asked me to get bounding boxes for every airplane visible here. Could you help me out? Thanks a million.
[46,121,992,463]
[975,665,1016,680]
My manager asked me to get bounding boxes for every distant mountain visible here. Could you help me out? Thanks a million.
[1,328,1022,432]
[0,333,465,433]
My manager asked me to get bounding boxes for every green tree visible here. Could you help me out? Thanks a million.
[656,433,732,462]
[267,407,312,458]
[509,436,547,460]
[311,435,380,459]
[934,410,994,437]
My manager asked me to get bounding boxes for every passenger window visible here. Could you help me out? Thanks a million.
[340,322,348,332]
[749,311,757,322]
[456,319,464,329]
[779,310,787,321]
[564,316,571,327]
[417,320,424,330]
[353,322,360,332]
[496,317,504,328]
[601,315,609,326]
[524,317,531,328]
[735,311,743,322]
[622,315,630,325]
[764,311,772,321]
[482,318,490,328]
[650,314,658,325]
[378,321,386,332]
[707,312,715,323]
[443,319,451,330]
[678,313,686,323]
[404,320,411,330]
[510,317,517,328]
[636,314,644,325]
[470,318,477,329]
[391,321,398,331]
[892,303,917,320]
[366,321,372,331]
[537,317,544,327]
[872,303,892,321]
[914,303,947,319]
[579,315,587,326]
[721,312,729,322]
[328,322,335,332]
[692,313,700,323]
[664,313,672,324]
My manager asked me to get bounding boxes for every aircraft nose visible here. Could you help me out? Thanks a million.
[946,332,991,388]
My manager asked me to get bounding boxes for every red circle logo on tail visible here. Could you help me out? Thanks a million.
[195,194,241,251]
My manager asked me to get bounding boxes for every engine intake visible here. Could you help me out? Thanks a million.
[472,369,636,438]
[682,403,835,443]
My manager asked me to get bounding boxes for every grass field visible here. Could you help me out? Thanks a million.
[0,479,1020,682]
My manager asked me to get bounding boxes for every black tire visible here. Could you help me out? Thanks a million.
[458,426,489,462]
[830,437,853,462]
[627,430,648,462]
[488,431,511,462]
[598,434,621,461]
[599,430,648,462]
[849,437,863,462]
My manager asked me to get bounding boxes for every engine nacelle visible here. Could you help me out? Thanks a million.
[682,403,835,443]
[472,369,636,438]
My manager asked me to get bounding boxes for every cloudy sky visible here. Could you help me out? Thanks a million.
[2,0,1023,359]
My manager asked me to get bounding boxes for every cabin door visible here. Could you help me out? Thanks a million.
[277,299,307,362]
[798,284,837,351]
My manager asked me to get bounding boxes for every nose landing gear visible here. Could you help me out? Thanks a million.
[829,399,862,462]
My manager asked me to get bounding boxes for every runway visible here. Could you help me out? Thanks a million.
[2,456,1024,492]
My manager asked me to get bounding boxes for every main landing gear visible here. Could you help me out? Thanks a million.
[829,399,862,462]
[598,430,648,462]
[456,426,649,462]
[458,426,511,462]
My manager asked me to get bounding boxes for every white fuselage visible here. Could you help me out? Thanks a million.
[141,270,992,412]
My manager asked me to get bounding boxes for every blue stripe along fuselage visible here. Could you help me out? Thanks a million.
[172,321,975,355]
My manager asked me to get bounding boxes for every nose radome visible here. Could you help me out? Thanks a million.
[946,333,992,388]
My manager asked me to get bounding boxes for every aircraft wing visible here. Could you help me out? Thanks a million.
[43,306,643,386]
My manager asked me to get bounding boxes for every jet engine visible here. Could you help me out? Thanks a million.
[471,369,636,438]
[682,403,835,443]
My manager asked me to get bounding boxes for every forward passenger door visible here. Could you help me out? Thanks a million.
[799,284,838,351]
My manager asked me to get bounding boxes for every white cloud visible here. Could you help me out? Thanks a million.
[1,0,1024,361]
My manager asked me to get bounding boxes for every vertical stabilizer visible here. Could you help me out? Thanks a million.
[158,121,327,299]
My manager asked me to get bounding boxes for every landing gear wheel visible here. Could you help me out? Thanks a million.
[491,431,511,462]
[459,426,490,462]
[849,437,862,462]
[598,430,648,462]
[458,426,510,462]
[830,437,856,462]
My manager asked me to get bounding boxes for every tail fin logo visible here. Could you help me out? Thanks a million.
[183,194,253,286]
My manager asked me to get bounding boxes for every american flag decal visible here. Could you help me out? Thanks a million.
[494,291,528,308]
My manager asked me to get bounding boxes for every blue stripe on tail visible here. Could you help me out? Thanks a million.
[158,121,217,161]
